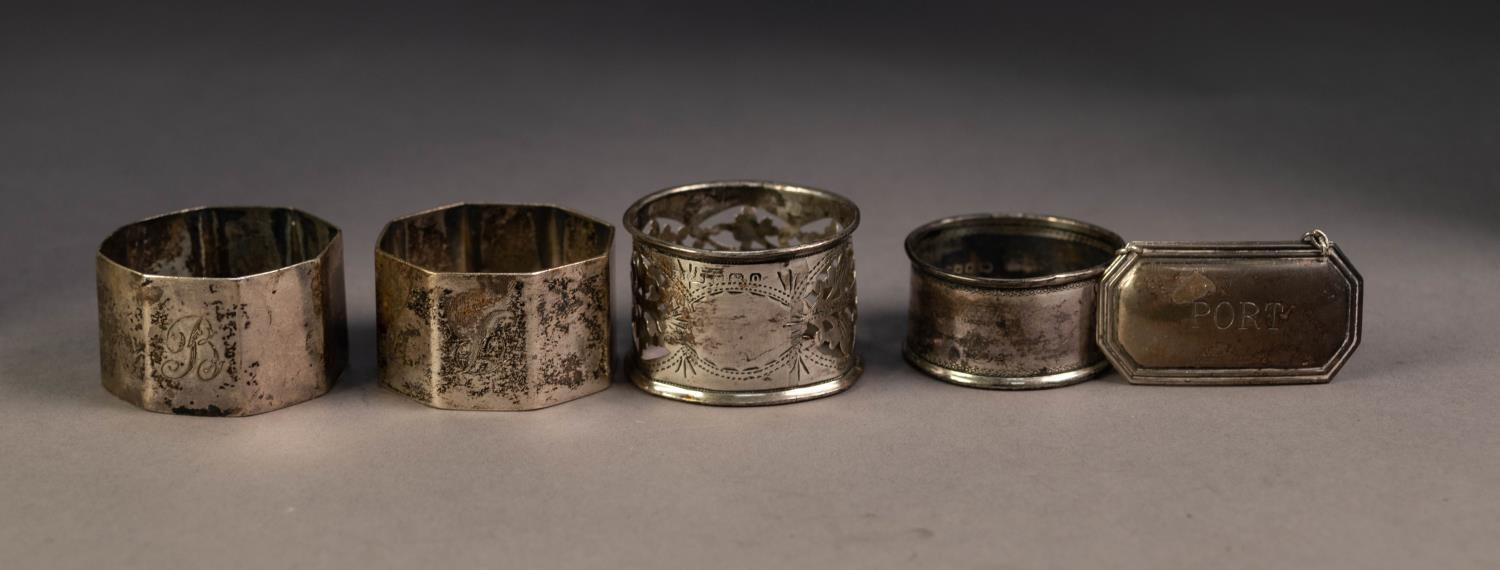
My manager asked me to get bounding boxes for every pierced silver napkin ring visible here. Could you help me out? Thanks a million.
[624,181,862,405]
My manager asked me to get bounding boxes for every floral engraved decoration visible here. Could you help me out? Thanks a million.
[631,241,857,388]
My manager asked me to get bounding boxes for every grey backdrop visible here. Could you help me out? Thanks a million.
[2,3,1497,568]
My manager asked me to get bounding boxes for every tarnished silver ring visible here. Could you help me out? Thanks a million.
[96,206,348,416]
[904,213,1123,389]
[624,180,861,406]
[375,204,613,411]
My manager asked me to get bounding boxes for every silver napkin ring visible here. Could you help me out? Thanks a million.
[624,181,861,405]
[96,207,348,416]
[375,204,613,411]
[904,213,1123,389]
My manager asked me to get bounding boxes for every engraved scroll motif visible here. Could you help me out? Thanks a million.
[431,287,528,400]
[632,242,856,387]
[160,315,224,381]
[449,308,522,393]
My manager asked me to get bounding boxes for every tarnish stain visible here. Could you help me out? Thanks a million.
[908,276,1101,378]
[1169,271,1216,304]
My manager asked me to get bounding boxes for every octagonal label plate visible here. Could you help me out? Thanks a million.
[1097,237,1362,385]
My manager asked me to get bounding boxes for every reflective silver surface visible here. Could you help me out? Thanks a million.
[375,204,613,410]
[624,181,861,405]
[1097,230,1363,385]
[904,213,1124,389]
[95,207,348,416]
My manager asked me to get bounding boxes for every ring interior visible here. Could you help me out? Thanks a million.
[100,208,338,278]
[629,184,857,253]
[378,205,610,273]
[909,217,1120,281]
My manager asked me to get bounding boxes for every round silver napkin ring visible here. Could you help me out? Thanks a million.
[624,180,861,406]
[904,213,1124,389]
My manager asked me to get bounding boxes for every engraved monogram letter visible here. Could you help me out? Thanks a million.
[161,315,223,381]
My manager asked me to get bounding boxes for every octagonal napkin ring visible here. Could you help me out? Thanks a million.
[96,206,348,416]
[375,203,613,411]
